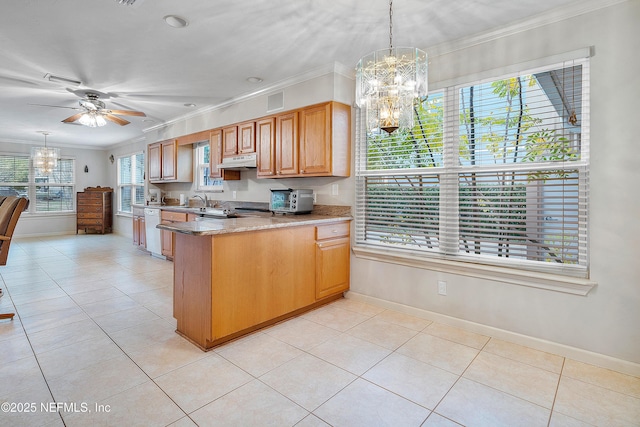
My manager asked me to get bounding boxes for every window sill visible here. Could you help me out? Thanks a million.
[352,245,597,296]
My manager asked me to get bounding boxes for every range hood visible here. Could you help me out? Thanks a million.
[217,153,257,170]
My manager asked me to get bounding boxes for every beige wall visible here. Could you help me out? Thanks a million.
[351,1,640,369]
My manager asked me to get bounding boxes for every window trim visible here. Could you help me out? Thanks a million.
[352,245,596,295]
[354,53,592,294]
[116,151,144,215]
[195,142,223,192]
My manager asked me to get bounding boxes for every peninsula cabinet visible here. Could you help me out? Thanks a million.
[256,101,351,179]
[148,139,193,183]
[76,187,112,234]
[172,221,351,350]
[315,222,350,299]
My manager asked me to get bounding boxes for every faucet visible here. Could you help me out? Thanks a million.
[193,194,208,207]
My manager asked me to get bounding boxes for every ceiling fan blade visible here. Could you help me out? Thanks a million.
[104,114,130,126]
[29,103,81,111]
[106,109,146,117]
[62,112,85,123]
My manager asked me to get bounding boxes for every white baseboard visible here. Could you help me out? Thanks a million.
[345,291,640,377]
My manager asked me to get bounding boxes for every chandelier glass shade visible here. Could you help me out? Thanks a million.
[356,47,428,133]
[355,0,428,134]
[31,133,59,175]
[78,112,107,127]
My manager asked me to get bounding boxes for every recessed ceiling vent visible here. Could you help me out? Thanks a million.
[267,92,284,113]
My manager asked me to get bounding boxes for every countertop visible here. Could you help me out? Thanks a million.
[156,213,352,236]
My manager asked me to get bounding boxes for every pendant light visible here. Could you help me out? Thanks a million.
[31,131,60,175]
[356,0,428,134]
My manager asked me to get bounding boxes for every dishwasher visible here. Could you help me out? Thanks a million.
[144,207,164,259]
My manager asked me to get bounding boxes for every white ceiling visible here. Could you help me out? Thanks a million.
[0,0,586,149]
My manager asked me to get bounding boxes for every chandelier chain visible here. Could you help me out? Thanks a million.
[389,0,393,49]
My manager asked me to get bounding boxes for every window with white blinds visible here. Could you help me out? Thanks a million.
[355,58,590,277]
[0,154,75,213]
[117,152,144,214]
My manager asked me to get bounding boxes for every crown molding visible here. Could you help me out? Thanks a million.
[142,62,350,136]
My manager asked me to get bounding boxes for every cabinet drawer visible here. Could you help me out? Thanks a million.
[316,222,349,240]
[77,212,103,219]
[78,205,103,213]
[161,211,188,222]
[77,218,103,225]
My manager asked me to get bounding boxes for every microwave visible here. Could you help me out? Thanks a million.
[270,189,314,214]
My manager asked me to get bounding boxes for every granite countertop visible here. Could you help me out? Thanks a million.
[156,213,352,236]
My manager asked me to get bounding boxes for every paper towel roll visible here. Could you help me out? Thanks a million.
[179,194,185,206]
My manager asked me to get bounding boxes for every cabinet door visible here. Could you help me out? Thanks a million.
[239,121,256,154]
[209,129,223,179]
[148,143,162,181]
[139,217,146,248]
[299,103,332,175]
[222,126,238,158]
[133,216,140,246]
[161,140,177,180]
[256,117,276,178]
[275,112,298,176]
[161,229,173,258]
[315,237,350,299]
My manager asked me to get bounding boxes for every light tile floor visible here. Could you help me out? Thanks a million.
[1,234,639,427]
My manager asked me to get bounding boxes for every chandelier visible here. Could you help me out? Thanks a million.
[78,111,107,127]
[356,0,428,134]
[31,132,60,175]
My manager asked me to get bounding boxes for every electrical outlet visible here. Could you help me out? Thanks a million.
[313,193,317,203]
[332,183,339,196]
[232,191,237,199]
[438,281,447,296]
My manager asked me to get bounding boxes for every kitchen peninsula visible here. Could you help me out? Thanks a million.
[158,208,351,350]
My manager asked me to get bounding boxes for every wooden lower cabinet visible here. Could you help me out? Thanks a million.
[161,211,198,259]
[173,221,351,350]
[132,206,147,251]
[315,222,350,299]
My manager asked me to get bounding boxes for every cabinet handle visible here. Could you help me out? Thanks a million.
[300,169,305,173]
[332,229,338,233]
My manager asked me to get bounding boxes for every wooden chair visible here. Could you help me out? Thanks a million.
[0,196,29,320]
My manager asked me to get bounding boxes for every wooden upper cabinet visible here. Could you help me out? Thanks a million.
[148,139,193,183]
[210,129,241,181]
[257,101,351,179]
[275,111,299,177]
[238,121,256,154]
[148,143,162,181]
[222,126,238,158]
[161,140,177,180]
[209,129,223,179]
[256,117,276,178]
[299,101,350,177]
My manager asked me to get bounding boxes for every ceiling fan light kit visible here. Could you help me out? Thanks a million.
[50,92,146,127]
[355,0,428,134]
[31,131,59,175]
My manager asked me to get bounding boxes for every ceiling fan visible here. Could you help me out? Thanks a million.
[33,91,146,127]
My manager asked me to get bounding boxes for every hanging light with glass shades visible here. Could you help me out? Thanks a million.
[31,131,59,175]
[356,0,428,134]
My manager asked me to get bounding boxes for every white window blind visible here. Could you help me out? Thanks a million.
[355,58,590,278]
[117,152,144,213]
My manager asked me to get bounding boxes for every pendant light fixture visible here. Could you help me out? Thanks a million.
[356,0,428,134]
[31,131,60,175]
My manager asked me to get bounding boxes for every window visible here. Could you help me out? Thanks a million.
[195,143,222,191]
[355,58,589,279]
[117,153,144,214]
[0,154,75,213]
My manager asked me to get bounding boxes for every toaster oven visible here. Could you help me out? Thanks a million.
[269,189,314,214]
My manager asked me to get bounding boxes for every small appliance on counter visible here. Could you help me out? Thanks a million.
[269,189,314,214]
[148,189,161,205]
